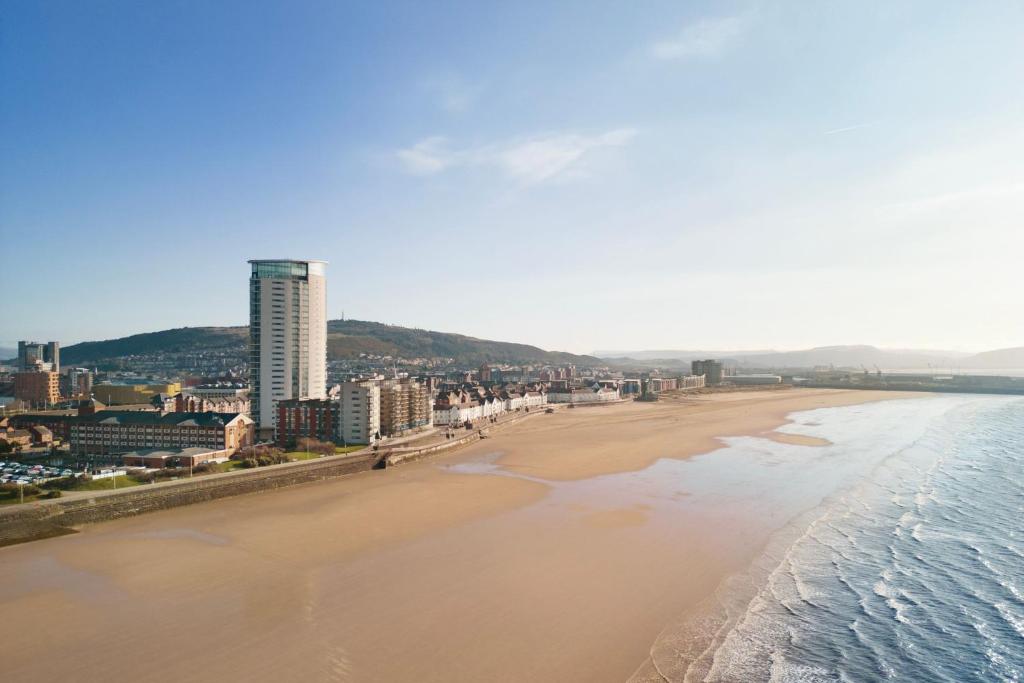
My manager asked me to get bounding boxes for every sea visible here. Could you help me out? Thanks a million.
[640,394,1024,682]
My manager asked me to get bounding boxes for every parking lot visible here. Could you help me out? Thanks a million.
[0,461,77,486]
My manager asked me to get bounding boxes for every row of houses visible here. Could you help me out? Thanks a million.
[433,383,549,425]
[547,384,622,404]
[152,391,251,415]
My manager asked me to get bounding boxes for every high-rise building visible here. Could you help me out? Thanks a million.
[248,259,327,434]
[17,340,60,372]
[691,359,724,385]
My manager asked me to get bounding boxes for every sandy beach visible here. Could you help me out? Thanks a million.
[0,388,921,682]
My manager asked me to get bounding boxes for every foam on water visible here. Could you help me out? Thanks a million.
[635,395,1024,683]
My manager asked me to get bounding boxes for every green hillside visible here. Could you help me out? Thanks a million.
[59,319,596,366]
[61,327,248,364]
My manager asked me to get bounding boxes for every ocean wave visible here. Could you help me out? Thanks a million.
[634,395,1024,683]
[873,579,912,625]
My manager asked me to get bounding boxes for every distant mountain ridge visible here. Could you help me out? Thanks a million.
[56,319,597,366]
[599,345,1024,371]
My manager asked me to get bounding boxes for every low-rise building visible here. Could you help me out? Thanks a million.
[170,392,250,415]
[122,447,231,469]
[728,374,783,385]
[547,386,621,404]
[433,401,484,426]
[92,382,183,406]
[69,411,252,456]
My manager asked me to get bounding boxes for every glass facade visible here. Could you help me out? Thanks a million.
[251,261,309,279]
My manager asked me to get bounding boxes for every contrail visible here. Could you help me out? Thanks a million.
[824,122,876,135]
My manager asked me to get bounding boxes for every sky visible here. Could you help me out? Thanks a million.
[2,0,1023,355]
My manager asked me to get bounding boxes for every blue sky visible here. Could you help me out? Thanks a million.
[3,1,1023,353]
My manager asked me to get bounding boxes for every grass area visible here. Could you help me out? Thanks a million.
[283,450,327,461]
[66,476,145,491]
[281,445,364,461]
[0,475,144,505]
[0,491,45,506]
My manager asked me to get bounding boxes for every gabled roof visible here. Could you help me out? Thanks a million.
[75,411,249,427]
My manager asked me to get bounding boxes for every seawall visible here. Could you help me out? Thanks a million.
[0,451,381,547]
[0,407,562,548]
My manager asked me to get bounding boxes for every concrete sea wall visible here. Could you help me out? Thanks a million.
[0,407,560,548]
[0,451,380,547]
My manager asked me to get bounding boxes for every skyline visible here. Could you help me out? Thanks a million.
[3,1,1023,354]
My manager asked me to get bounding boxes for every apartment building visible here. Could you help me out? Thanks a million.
[68,411,253,456]
[13,371,61,407]
[248,259,327,435]
[337,381,380,445]
[275,381,381,447]
[275,398,338,447]
[379,377,432,436]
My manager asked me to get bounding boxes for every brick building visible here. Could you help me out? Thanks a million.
[13,371,61,408]
[68,411,253,456]
[276,398,338,447]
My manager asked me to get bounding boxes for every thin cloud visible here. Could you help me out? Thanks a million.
[419,72,480,113]
[396,128,638,184]
[824,122,877,135]
[396,136,454,174]
[650,13,751,60]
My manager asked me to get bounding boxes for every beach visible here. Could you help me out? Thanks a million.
[0,388,922,682]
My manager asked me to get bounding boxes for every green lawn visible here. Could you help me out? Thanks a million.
[283,450,327,461]
[66,476,144,491]
[0,474,144,505]
[0,490,45,506]
[282,445,364,461]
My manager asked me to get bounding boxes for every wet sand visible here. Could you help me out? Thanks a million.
[0,389,920,682]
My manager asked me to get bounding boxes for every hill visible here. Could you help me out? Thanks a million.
[58,320,596,366]
[326,320,595,364]
[61,327,248,365]
[962,347,1024,370]
[600,345,978,370]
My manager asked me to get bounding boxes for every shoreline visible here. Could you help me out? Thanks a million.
[0,388,927,683]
